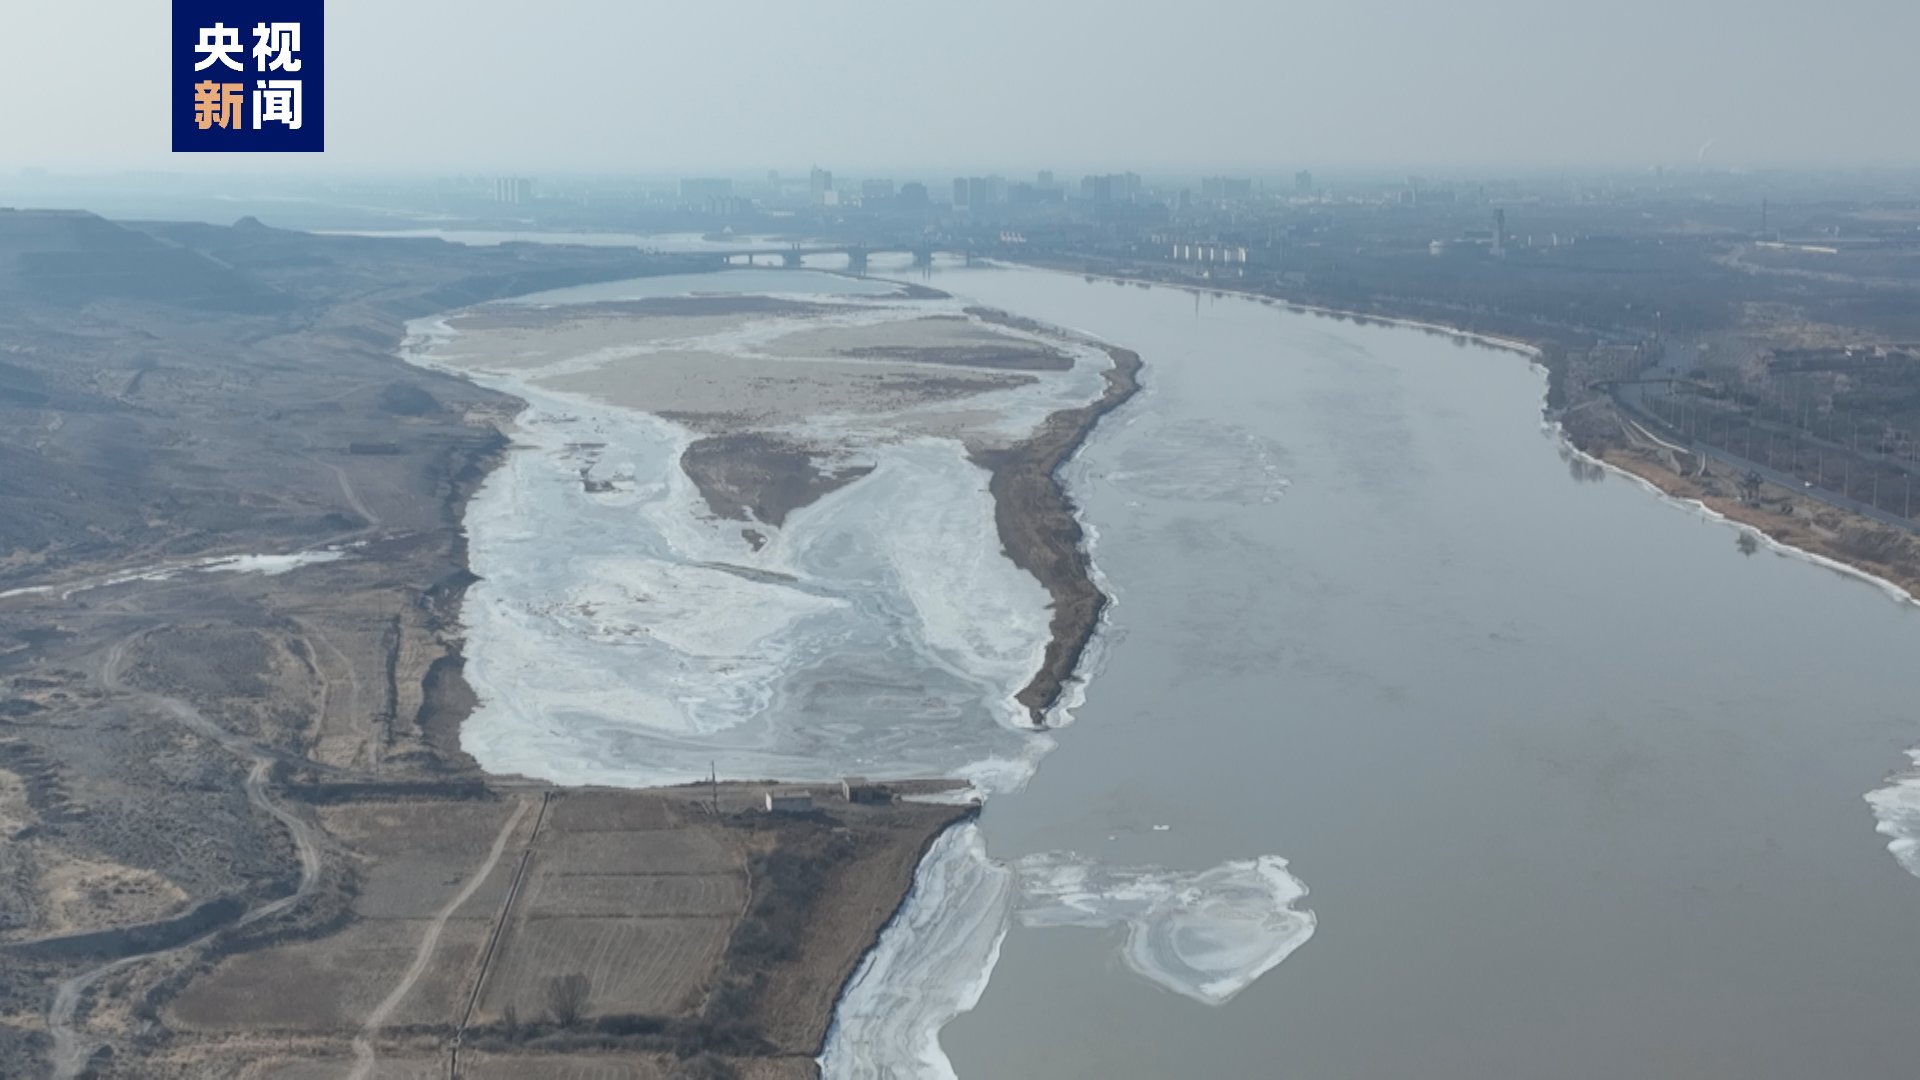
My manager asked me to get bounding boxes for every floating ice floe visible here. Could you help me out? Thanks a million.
[1012,850,1315,1005]
[1866,749,1920,879]
[820,824,1315,1080]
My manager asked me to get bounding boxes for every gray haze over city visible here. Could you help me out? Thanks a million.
[3,0,1919,173]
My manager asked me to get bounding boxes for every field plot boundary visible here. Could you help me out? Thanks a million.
[467,792,751,1026]
[455,790,553,1046]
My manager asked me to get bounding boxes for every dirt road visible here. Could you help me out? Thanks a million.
[347,797,531,1080]
[48,633,330,1078]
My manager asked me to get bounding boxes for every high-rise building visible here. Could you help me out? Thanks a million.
[1294,170,1314,196]
[1009,183,1062,206]
[862,178,896,200]
[680,177,733,202]
[494,177,534,204]
[1491,209,1507,257]
[1080,173,1142,204]
[809,167,834,205]
[1038,170,1055,188]
[1201,177,1253,201]
[898,181,929,208]
[952,177,1005,211]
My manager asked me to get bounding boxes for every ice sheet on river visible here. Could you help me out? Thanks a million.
[407,275,1114,791]
[1013,850,1315,1005]
[1102,416,1292,504]
[821,826,1014,1080]
[820,824,1314,1079]
[405,267,1316,1080]
[453,388,1061,789]
[1867,749,1920,879]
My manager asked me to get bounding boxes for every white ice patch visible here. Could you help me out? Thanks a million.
[1104,418,1291,504]
[819,826,1316,1080]
[1012,851,1316,1005]
[799,439,1053,730]
[416,317,1064,792]
[197,551,347,577]
[821,824,1015,1080]
[1867,749,1920,878]
[548,556,846,657]
[399,275,1151,1076]
[0,549,349,602]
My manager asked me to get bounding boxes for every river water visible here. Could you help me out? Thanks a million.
[864,263,1920,1080]
[412,242,1920,1078]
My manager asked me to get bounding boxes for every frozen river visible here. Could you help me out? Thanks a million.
[414,246,1920,1079]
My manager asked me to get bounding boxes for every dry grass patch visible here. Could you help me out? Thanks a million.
[169,917,489,1032]
[35,851,188,936]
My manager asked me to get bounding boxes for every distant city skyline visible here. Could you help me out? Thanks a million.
[4,0,1918,173]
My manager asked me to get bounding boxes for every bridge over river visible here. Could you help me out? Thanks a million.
[716,242,976,270]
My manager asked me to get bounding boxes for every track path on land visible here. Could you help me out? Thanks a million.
[348,797,531,1080]
[291,615,375,770]
[323,460,382,527]
[47,633,328,1079]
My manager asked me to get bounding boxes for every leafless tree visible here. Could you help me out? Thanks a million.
[546,973,591,1028]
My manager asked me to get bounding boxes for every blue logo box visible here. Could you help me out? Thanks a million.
[172,0,324,152]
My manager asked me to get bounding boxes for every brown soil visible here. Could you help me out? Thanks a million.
[973,344,1144,724]
[680,435,874,527]
[140,786,967,1079]
[0,214,983,1080]
[746,805,974,1056]
[964,305,1057,338]
[1598,442,1920,598]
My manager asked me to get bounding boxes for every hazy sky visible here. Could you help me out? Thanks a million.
[3,0,1917,174]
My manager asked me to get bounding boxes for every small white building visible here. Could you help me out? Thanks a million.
[841,777,892,804]
[765,790,813,814]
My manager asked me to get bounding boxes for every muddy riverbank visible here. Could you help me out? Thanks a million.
[973,342,1143,723]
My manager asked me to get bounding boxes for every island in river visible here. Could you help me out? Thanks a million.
[409,269,1141,804]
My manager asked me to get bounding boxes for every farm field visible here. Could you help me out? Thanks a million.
[128,784,968,1079]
